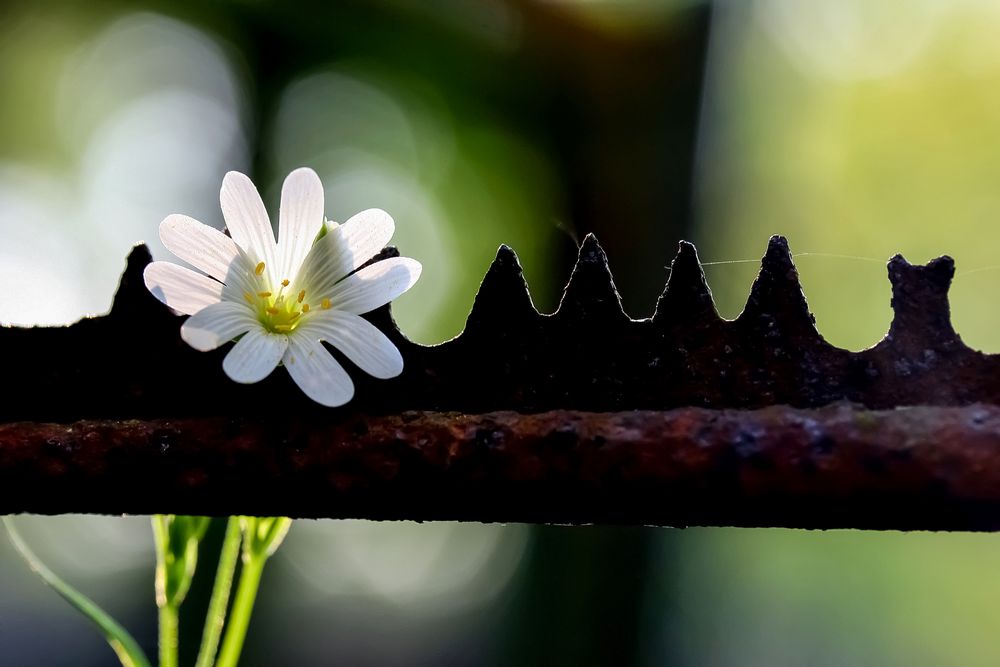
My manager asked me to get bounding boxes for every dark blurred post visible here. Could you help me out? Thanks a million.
[514,1,713,315]
[499,526,672,667]
[497,4,712,665]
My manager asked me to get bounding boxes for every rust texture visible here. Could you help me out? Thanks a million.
[3,236,1000,526]
[3,405,1000,529]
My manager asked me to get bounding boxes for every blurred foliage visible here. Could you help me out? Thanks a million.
[697,0,1000,352]
[658,529,1000,667]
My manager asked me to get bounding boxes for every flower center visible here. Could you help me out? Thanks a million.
[243,262,332,334]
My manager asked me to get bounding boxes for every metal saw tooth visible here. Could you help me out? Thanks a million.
[734,235,820,340]
[884,254,958,348]
[462,244,539,337]
[849,253,972,408]
[553,233,629,323]
[652,240,720,328]
[109,245,160,322]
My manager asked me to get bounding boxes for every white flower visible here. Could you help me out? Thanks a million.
[143,167,421,407]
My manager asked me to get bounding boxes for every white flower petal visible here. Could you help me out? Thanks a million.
[220,171,276,279]
[335,208,395,273]
[180,301,258,351]
[325,257,421,315]
[159,214,243,283]
[222,329,287,384]
[143,261,224,315]
[277,167,324,281]
[300,311,403,379]
[295,209,394,295]
[294,232,343,297]
[283,335,354,407]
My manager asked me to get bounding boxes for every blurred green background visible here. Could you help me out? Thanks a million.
[3,0,1000,665]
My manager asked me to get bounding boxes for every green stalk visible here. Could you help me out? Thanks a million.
[215,555,266,667]
[152,515,178,667]
[195,518,242,667]
[158,603,179,667]
[3,517,151,667]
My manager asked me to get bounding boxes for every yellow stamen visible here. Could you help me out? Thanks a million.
[297,290,306,303]
[321,298,332,310]
[281,279,290,287]
[266,306,280,315]
[243,292,254,304]
[255,261,265,276]
[302,303,310,313]
[257,291,272,298]
[289,312,300,321]
[273,324,293,332]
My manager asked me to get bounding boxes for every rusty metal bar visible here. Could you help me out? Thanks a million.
[3,404,1000,530]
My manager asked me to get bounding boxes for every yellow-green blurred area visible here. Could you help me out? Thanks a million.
[4,0,1000,665]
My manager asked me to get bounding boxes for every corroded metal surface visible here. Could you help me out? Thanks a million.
[1,235,997,422]
[3,406,1000,529]
[3,236,1000,527]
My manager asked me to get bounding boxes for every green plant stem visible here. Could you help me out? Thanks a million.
[195,518,242,667]
[216,555,266,667]
[3,516,151,667]
[158,603,179,667]
[152,515,177,667]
